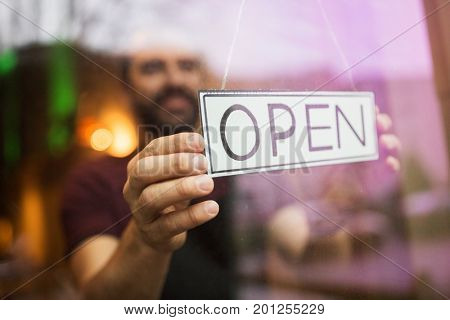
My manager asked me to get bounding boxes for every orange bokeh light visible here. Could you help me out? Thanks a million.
[90,128,113,151]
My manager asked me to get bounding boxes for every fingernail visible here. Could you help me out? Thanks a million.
[190,134,205,151]
[380,135,395,150]
[192,154,207,171]
[196,175,213,192]
[205,201,219,215]
[386,156,400,172]
[188,134,200,149]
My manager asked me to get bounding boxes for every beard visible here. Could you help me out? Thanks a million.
[132,85,198,137]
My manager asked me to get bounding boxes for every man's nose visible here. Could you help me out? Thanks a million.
[167,66,184,87]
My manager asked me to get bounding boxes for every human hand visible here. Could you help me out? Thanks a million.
[123,132,218,252]
[376,107,401,172]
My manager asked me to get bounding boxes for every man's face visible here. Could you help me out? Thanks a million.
[127,49,204,131]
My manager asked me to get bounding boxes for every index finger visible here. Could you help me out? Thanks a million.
[127,133,205,175]
[141,132,204,157]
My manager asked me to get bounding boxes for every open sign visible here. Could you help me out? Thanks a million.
[198,91,378,178]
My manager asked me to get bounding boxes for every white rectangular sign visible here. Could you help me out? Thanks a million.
[198,91,378,178]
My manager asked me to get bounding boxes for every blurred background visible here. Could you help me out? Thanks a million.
[0,0,449,299]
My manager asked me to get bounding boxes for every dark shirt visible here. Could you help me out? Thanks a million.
[61,155,235,299]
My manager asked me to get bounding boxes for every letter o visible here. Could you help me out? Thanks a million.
[220,104,260,161]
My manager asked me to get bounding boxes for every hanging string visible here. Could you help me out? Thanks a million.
[221,0,247,90]
[317,0,357,90]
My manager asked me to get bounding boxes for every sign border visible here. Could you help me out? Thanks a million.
[198,90,379,177]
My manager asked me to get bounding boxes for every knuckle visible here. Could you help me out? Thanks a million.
[175,178,191,197]
[126,161,134,174]
[126,154,140,174]
[130,159,152,185]
[122,180,131,201]
[177,154,193,173]
[159,216,172,234]
[147,221,187,251]
[133,210,146,227]
[186,206,200,227]
[134,158,146,177]
[153,217,175,242]
[129,170,143,188]
[172,154,184,174]
[165,215,180,234]
[140,187,156,206]
[144,139,159,155]
[140,223,157,243]
[173,132,185,146]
